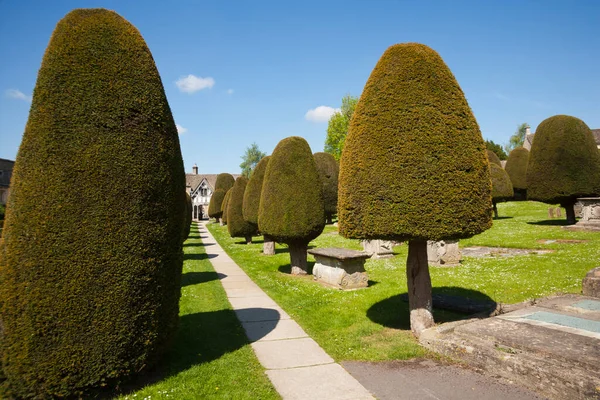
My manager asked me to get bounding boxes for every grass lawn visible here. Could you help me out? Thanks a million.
[207,201,599,363]
[119,223,279,400]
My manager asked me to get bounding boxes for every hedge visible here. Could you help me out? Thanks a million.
[242,156,270,227]
[314,152,339,223]
[228,176,256,240]
[486,150,502,167]
[505,147,529,191]
[221,188,233,225]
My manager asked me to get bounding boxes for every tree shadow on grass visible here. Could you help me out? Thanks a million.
[277,261,316,275]
[113,308,267,397]
[183,253,217,261]
[367,287,496,330]
[181,271,220,287]
[493,216,513,220]
[527,219,571,226]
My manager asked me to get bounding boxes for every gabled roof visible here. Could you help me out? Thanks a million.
[185,173,241,192]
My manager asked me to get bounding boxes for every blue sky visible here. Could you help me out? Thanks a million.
[1,1,599,174]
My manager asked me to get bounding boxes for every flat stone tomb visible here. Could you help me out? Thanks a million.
[308,247,371,290]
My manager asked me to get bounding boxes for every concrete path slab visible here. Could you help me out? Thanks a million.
[251,337,334,369]
[243,318,308,342]
[267,363,374,400]
[198,221,375,400]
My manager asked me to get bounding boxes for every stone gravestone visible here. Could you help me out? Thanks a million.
[427,240,461,266]
[583,267,600,298]
[361,239,394,259]
[308,247,370,290]
[548,208,555,219]
[568,197,600,232]
[555,207,562,218]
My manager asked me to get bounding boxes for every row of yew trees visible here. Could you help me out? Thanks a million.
[2,8,600,399]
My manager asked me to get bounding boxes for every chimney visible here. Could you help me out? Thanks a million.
[525,125,531,136]
[192,163,198,175]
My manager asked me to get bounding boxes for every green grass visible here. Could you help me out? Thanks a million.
[118,223,279,400]
[207,201,599,363]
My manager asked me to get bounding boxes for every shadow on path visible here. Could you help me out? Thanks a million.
[181,271,220,287]
[184,253,217,261]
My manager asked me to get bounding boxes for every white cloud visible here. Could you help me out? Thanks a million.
[5,89,31,102]
[176,124,187,134]
[227,88,234,95]
[175,74,215,93]
[305,105,340,123]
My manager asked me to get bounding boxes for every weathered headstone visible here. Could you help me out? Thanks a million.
[548,208,555,219]
[427,240,461,266]
[583,267,600,298]
[361,239,394,259]
[555,207,562,218]
[566,197,600,231]
[308,247,370,290]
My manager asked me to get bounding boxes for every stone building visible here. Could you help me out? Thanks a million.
[0,158,14,205]
[185,164,239,220]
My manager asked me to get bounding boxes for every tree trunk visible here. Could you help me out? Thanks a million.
[289,243,308,275]
[326,214,333,225]
[245,235,252,244]
[263,235,275,255]
[492,201,498,219]
[406,240,435,338]
[564,202,576,225]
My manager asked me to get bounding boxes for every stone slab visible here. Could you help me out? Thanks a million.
[223,287,266,298]
[220,280,262,290]
[307,247,370,260]
[234,306,291,322]
[228,295,279,309]
[251,337,334,369]
[572,299,600,311]
[343,359,543,400]
[242,319,308,342]
[266,363,374,400]
[522,310,600,334]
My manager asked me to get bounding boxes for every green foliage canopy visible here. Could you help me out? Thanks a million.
[485,139,508,160]
[324,95,358,161]
[486,150,502,166]
[527,115,600,205]
[242,156,270,226]
[0,9,185,398]
[208,188,226,218]
[490,163,514,201]
[221,188,233,224]
[228,176,256,238]
[258,136,325,244]
[313,152,339,218]
[338,43,492,242]
[505,147,529,190]
[505,123,529,154]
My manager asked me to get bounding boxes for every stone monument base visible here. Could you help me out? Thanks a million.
[308,247,371,290]
[427,240,461,266]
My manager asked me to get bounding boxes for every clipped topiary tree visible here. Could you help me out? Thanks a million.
[0,9,186,398]
[221,188,233,225]
[242,156,274,254]
[338,43,492,337]
[314,152,339,224]
[486,150,502,167]
[208,188,226,222]
[184,192,193,241]
[527,115,600,224]
[228,176,256,243]
[490,163,514,218]
[505,147,529,200]
[259,136,325,274]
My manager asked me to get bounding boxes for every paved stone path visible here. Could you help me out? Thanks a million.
[198,221,374,400]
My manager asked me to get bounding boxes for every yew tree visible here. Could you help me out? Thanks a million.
[338,43,492,337]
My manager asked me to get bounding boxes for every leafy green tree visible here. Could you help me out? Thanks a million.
[240,143,266,178]
[259,136,325,274]
[490,163,514,218]
[324,95,358,161]
[485,140,507,160]
[338,43,492,337]
[505,123,529,153]
[0,9,185,397]
[527,115,600,224]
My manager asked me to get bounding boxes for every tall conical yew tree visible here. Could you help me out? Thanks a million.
[314,152,339,224]
[527,115,600,224]
[184,191,193,241]
[505,147,529,200]
[221,188,233,225]
[208,173,235,223]
[486,150,502,167]
[259,136,325,274]
[338,43,492,337]
[490,163,514,218]
[228,176,256,243]
[0,9,185,398]
[242,156,274,254]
